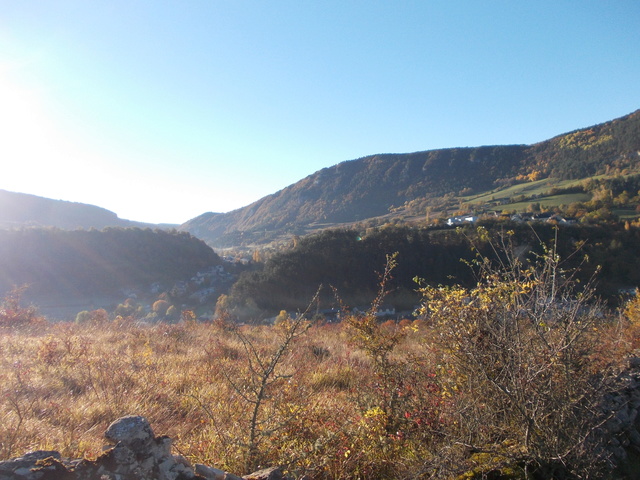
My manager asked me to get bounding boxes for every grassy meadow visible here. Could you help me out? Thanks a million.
[2,274,640,479]
[0,317,434,478]
[461,177,587,205]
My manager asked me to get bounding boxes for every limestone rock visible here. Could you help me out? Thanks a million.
[243,466,284,480]
[195,464,227,480]
[0,450,60,471]
[105,415,155,448]
[224,473,245,480]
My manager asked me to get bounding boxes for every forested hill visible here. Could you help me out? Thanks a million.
[225,222,640,319]
[0,227,221,300]
[0,190,172,230]
[181,109,640,248]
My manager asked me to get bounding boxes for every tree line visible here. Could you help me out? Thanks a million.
[225,222,640,320]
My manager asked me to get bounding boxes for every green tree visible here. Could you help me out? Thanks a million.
[75,310,91,324]
[274,310,289,325]
[165,305,178,320]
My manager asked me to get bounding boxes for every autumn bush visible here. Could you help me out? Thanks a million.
[0,286,43,328]
[415,230,632,478]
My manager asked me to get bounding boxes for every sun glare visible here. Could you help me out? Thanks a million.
[0,74,114,207]
[0,76,60,186]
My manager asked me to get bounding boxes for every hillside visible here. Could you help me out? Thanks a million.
[0,190,175,230]
[0,227,221,318]
[225,222,640,320]
[181,109,640,248]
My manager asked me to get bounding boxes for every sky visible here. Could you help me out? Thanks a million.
[0,1,639,225]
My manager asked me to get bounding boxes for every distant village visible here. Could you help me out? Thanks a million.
[446,211,577,227]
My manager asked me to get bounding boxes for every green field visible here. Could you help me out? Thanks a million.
[614,208,640,220]
[458,173,640,215]
[462,177,590,205]
[502,192,592,212]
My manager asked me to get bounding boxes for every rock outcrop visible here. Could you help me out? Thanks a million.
[601,363,640,464]
[0,415,283,480]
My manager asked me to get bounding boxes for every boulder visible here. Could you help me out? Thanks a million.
[105,415,155,449]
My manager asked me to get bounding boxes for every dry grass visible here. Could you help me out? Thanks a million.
[0,302,635,479]
[0,319,406,476]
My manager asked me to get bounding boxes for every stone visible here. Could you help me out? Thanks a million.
[616,407,631,426]
[243,466,284,480]
[105,415,155,447]
[612,446,627,461]
[157,457,178,480]
[32,456,76,480]
[13,467,34,477]
[174,455,193,470]
[0,417,242,480]
[606,416,623,434]
[151,435,174,459]
[196,464,227,480]
[0,450,61,471]
[629,429,640,446]
[111,443,136,466]
[224,473,245,480]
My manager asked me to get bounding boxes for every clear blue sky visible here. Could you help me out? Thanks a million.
[1,1,638,224]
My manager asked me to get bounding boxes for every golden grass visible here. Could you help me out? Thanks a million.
[0,319,417,476]
[0,307,634,479]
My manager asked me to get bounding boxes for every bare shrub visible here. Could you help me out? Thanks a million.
[416,229,625,478]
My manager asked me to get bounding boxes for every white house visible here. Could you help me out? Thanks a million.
[446,215,478,226]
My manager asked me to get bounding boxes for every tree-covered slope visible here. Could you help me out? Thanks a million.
[182,110,640,247]
[0,227,221,298]
[225,223,640,319]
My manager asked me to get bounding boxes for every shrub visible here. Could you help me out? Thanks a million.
[75,309,109,325]
[416,230,625,478]
[0,286,42,328]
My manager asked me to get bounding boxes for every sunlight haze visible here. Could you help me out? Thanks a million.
[0,1,638,224]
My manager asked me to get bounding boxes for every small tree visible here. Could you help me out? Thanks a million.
[165,305,178,320]
[218,290,320,472]
[76,308,109,324]
[152,299,171,317]
[75,310,92,324]
[343,253,407,433]
[338,253,448,478]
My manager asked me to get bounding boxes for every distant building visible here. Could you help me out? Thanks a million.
[319,308,341,322]
[353,305,396,317]
[446,215,478,226]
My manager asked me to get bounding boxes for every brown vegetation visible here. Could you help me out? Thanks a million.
[0,241,639,478]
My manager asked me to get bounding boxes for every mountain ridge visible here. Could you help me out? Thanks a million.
[181,109,640,248]
[0,189,177,230]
